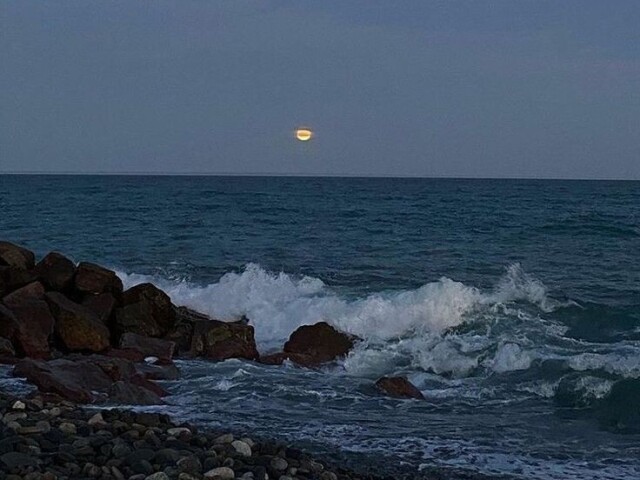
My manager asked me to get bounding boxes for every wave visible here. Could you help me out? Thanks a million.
[116,263,640,402]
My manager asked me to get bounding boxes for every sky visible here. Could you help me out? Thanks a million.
[1,1,639,179]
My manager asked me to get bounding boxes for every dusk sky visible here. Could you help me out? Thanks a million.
[1,1,639,179]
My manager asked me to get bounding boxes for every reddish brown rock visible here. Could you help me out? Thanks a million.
[13,358,112,403]
[82,292,117,324]
[282,322,356,366]
[106,347,146,362]
[119,332,175,362]
[2,281,45,307]
[74,262,123,296]
[45,292,110,352]
[0,299,54,359]
[0,242,35,270]
[189,319,259,361]
[35,252,76,291]
[13,355,165,405]
[0,266,38,297]
[114,283,175,339]
[375,376,425,400]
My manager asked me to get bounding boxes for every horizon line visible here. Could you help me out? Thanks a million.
[0,171,638,182]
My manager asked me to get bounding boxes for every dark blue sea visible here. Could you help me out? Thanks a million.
[1,175,640,479]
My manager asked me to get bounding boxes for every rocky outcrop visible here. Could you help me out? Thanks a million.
[262,322,356,367]
[73,262,123,296]
[35,251,76,292]
[13,356,164,405]
[114,283,175,339]
[119,332,175,362]
[190,319,259,361]
[45,292,110,352]
[0,296,54,359]
[0,241,35,270]
[375,376,425,400]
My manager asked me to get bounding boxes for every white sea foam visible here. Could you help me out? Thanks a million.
[116,263,587,379]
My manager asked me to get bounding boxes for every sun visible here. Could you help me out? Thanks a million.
[295,127,313,142]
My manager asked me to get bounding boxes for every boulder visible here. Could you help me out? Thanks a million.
[189,319,259,361]
[13,355,166,405]
[114,283,175,338]
[13,358,112,403]
[109,381,163,405]
[74,262,123,296]
[45,292,110,352]
[0,266,38,297]
[0,298,54,359]
[119,332,175,362]
[164,306,201,354]
[0,242,35,270]
[82,292,117,324]
[35,252,76,291]
[135,361,180,381]
[2,281,45,307]
[375,376,425,400]
[0,337,15,357]
[106,347,147,363]
[282,322,356,366]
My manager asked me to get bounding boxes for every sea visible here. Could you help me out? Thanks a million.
[1,175,639,479]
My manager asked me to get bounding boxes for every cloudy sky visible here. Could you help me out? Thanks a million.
[1,1,639,179]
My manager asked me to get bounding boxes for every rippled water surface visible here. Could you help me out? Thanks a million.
[1,175,640,479]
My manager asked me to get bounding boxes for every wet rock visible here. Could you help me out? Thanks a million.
[45,292,110,352]
[165,307,200,354]
[375,376,425,400]
[119,333,175,362]
[114,283,175,338]
[0,242,35,270]
[135,361,180,381]
[74,262,123,296]
[109,381,163,406]
[0,266,38,297]
[35,252,76,292]
[2,281,45,306]
[189,319,259,361]
[269,322,356,366]
[82,293,118,324]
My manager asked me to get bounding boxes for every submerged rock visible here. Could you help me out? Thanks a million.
[375,376,425,400]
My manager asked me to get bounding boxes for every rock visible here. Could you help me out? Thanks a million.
[0,266,38,297]
[165,306,200,354]
[35,252,76,292]
[320,473,337,480]
[0,337,15,357]
[189,319,258,361]
[204,467,235,479]
[114,283,175,338]
[0,242,35,270]
[109,381,163,405]
[375,376,425,400]
[82,293,117,324]
[2,281,45,306]
[177,456,202,474]
[214,433,234,444]
[167,427,191,437]
[59,422,78,435]
[231,440,251,457]
[146,474,170,480]
[1,297,54,359]
[88,412,106,426]
[280,322,356,366]
[11,400,25,410]
[270,457,288,471]
[45,292,110,352]
[135,362,180,381]
[119,333,175,362]
[74,262,123,296]
[0,451,39,468]
[106,347,147,362]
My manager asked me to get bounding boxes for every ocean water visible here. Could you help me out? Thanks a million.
[1,175,640,479]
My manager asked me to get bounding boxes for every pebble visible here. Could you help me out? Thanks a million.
[167,427,192,437]
[88,412,106,426]
[59,422,77,435]
[214,433,234,444]
[145,473,170,480]
[204,466,235,479]
[11,400,26,410]
[231,440,252,457]
[270,457,288,471]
